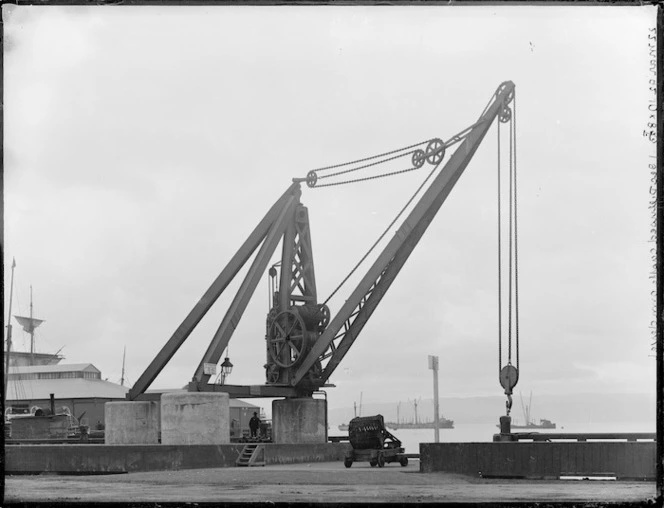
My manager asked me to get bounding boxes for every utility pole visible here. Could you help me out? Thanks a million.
[120,346,126,386]
[428,355,440,443]
[30,285,34,364]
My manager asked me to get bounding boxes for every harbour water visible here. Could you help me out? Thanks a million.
[332,421,656,455]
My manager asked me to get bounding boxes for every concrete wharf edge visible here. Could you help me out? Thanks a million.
[6,441,657,481]
[5,442,352,474]
[420,442,657,480]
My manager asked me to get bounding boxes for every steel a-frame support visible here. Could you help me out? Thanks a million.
[128,183,302,400]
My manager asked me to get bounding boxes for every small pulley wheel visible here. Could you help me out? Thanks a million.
[425,139,445,165]
[306,171,318,188]
[499,364,519,392]
[499,106,512,123]
[265,363,280,384]
[411,149,425,169]
[268,310,308,368]
[318,304,330,332]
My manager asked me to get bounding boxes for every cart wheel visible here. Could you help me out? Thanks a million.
[400,456,409,467]
[377,453,385,468]
[369,459,377,467]
[344,458,353,468]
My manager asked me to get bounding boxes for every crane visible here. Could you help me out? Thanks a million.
[128,81,518,405]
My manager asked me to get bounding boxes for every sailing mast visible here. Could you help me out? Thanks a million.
[15,287,45,366]
[4,258,17,406]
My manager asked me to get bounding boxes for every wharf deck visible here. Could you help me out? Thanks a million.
[4,461,657,504]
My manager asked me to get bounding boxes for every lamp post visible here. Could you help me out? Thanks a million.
[220,356,233,385]
[428,355,440,443]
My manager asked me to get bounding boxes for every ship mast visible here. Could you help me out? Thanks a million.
[15,287,45,366]
[4,258,17,407]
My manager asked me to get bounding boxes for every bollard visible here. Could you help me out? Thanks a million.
[493,416,517,442]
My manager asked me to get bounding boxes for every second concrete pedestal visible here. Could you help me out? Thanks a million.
[272,397,327,444]
[105,401,160,444]
[161,391,230,445]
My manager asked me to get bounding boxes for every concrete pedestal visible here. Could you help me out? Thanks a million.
[161,392,230,445]
[105,401,160,444]
[272,398,326,444]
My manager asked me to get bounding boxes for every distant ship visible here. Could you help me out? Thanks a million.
[508,418,556,430]
[386,416,454,430]
[385,399,454,430]
[497,392,556,430]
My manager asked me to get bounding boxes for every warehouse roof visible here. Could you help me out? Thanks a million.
[8,363,101,375]
[6,377,129,401]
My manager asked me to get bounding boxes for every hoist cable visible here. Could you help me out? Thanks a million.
[322,161,442,306]
[317,150,415,181]
[497,119,503,374]
[513,94,520,370]
[310,140,429,173]
[508,102,514,366]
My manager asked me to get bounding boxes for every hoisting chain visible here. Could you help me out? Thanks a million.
[497,90,520,417]
[513,94,520,371]
[313,165,423,188]
[303,121,488,189]
[310,141,427,173]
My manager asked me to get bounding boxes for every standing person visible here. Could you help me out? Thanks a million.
[249,412,261,438]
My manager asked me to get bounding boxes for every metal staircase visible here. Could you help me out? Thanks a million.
[236,443,265,467]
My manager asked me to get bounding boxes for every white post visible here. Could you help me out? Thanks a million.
[428,355,440,443]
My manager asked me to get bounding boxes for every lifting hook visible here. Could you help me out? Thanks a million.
[499,364,518,416]
[505,391,513,416]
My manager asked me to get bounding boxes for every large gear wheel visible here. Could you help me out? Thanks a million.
[268,310,308,368]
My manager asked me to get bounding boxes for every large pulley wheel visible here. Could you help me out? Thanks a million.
[497,81,515,105]
[499,365,519,392]
[268,310,308,368]
[425,138,445,165]
[306,171,318,187]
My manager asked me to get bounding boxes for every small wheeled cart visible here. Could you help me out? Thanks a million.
[343,415,408,468]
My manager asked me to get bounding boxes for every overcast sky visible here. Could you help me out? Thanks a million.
[3,5,657,415]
